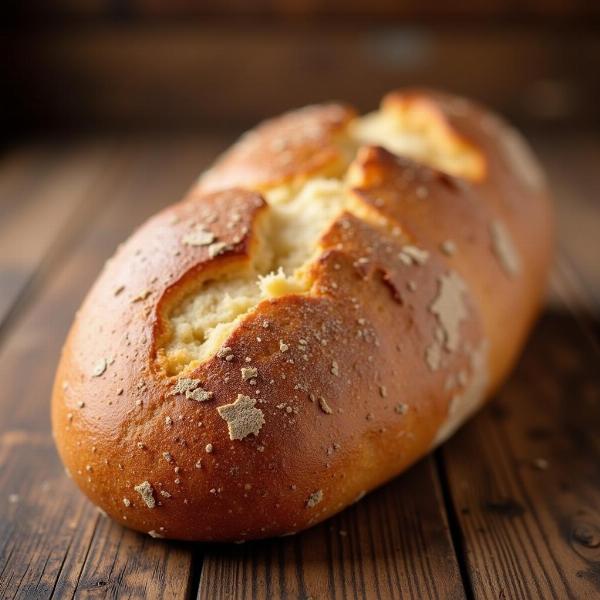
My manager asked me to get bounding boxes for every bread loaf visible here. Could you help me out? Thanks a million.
[51,89,553,541]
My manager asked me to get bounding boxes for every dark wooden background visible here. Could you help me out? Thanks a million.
[1,3,599,599]
[3,1,600,133]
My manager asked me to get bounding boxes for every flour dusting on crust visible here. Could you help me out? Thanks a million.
[217,394,265,440]
[434,342,489,445]
[429,271,468,352]
[134,481,156,508]
[490,220,521,277]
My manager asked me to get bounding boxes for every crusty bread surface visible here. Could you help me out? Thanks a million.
[52,89,553,541]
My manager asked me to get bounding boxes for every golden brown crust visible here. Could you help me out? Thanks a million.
[52,89,553,541]
[196,103,356,193]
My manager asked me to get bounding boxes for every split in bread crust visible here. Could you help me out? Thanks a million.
[159,97,485,376]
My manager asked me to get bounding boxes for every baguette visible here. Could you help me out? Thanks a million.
[52,89,553,541]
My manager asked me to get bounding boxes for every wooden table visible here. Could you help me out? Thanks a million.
[0,131,599,599]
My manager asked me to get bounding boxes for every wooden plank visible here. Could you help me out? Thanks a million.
[64,518,197,598]
[532,133,600,310]
[439,262,600,600]
[0,435,102,599]
[0,136,218,599]
[0,140,114,331]
[198,457,466,600]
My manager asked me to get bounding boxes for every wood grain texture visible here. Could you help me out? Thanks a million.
[0,434,197,600]
[439,266,600,599]
[198,457,465,600]
[0,141,113,330]
[532,133,600,310]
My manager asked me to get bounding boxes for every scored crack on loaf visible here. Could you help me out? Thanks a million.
[52,89,553,541]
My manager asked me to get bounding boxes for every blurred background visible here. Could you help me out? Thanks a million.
[3,1,600,137]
